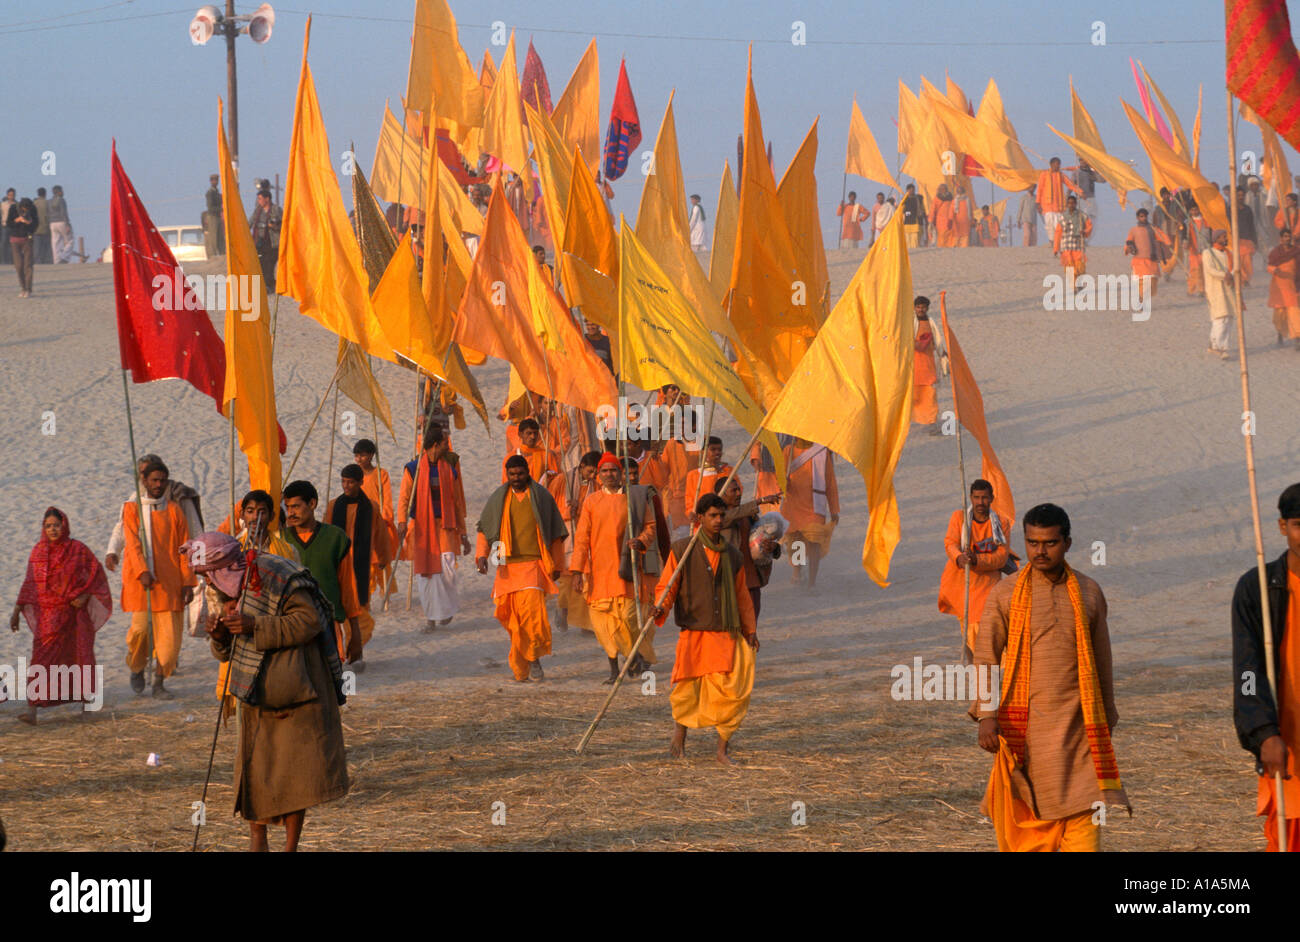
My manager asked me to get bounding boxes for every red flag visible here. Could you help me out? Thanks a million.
[110,141,225,411]
[603,59,641,181]
[521,38,553,118]
[1227,0,1300,151]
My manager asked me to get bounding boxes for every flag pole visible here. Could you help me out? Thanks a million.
[280,356,347,486]
[939,292,973,664]
[615,281,651,687]
[1227,88,1286,852]
[324,373,341,508]
[120,368,156,690]
[406,367,425,612]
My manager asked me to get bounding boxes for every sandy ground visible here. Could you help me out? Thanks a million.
[0,239,1295,851]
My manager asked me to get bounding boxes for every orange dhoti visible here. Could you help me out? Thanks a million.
[1060,250,1086,289]
[495,588,552,681]
[1239,239,1256,284]
[669,631,755,741]
[985,740,1100,852]
[912,383,938,425]
[126,610,183,678]
[1130,258,1160,300]
[588,596,655,663]
[556,572,593,631]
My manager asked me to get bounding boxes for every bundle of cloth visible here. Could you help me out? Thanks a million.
[750,512,787,577]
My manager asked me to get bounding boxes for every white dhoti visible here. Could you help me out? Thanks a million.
[1042,211,1063,241]
[1210,315,1232,352]
[414,552,459,621]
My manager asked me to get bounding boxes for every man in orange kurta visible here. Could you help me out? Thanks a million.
[502,417,562,487]
[398,425,469,631]
[837,192,870,248]
[556,450,600,632]
[1125,208,1172,304]
[627,439,669,495]
[938,479,1012,657]
[353,439,397,601]
[1267,227,1300,348]
[931,185,958,248]
[684,436,733,526]
[978,205,1000,247]
[780,438,839,591]
[570,453,658,682]
[121,459,195,699]
[652,494,759,764]
[326,465,390,668]
[954,188,973,247]
[1037,157,1082,246]
[913,296,939,431]
[475,456,568,682]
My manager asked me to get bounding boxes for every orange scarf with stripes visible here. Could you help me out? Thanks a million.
[998,564,1124,797]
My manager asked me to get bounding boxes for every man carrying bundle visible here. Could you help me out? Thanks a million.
[972,503,1127,851]
[652,494,759,764]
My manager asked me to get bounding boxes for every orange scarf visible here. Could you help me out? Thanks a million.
[998,564,1124,798]
[412,453,462,575]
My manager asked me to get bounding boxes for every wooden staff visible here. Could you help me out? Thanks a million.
[939,292,972,664]
[406,368,426,612]
[1227,89,1286,851]
[120,369,155,689]
[371,406,394,613]
[687,399,717,514]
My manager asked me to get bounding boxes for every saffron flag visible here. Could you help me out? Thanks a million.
[216,104,283,509]
[110,142,225,409]
[369,102,429,209]
[454,182,616,414]
[924,90,1036,191]
[635,94,737,344]
[709,160,738,303]
[405,0,483,130]
[335,338,395,441]
[1227,0,1300,152]
[526,99,574,251]
[1122,100,1229,230]
[619,221,784,486]
[521,38,553,119]
[845,97,900,190]
[938,291,1014,526]
[766,209,914,587]
[553,39,600,175]
[481,31,530,175]
[560,146,619,338]
[1138,62,1191,160]
[778,120,831,324]
[1046,124,1151,208]
[603,58,641,181]
[1069,77,1106,152]
[279,19,396,364]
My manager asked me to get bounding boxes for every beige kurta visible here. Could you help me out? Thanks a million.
[210,588,349,822]
[971,568,1120,820]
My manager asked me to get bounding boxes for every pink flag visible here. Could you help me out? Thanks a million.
[521,38,552,123]
[1131,58,1174,148]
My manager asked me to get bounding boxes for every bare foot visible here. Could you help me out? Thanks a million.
[716,736,733,765]
[669,724,687,758]
[529,660,544,681]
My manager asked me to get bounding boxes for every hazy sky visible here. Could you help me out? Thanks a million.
[0,0,1265,253]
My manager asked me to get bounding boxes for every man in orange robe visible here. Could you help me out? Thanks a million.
[938,479,1012,657]
[1276,193,1300,246]
[502,417,562,486]
[1124,208,1172,304]
[684,436,733,525]
[352,439,397,603]
[1233,482,1300,851]
[121,458,195,699]
[1053,195,1093,295]
[475,456,568,682]
[326,465,390,668]
[977,205,1000,246]
[1267,227,1300,349]
[652,493,759,764]
[780,438,839,591]
[954,186,973,247]
[627,439,669,494]
[837,191,869,248]
[913,296,939,431]
[1037,156,1082,246]
[398,425,469,632]
[556,450,600,632]
[931,185,958,248]
[570,453,658,682]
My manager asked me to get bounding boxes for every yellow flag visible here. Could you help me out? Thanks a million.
[729,54,818,407]
[766,210,914,587]
[526,99,573,252]
[945,73,971,114]
[897,80,922,156]
[900,82,948,203]
[709,160,737,303]
[1242,100,1293,201]
[1047,123,1151,209]
[369,101,429,208]
[1069,77,1106,152]
[924,90,1036,191]
[480,31,530,176]
[635,94,737,344]
[552,39,600,175]
[1138,62,1190,160]
[619,221,784,486]
[420,108,450,354]
[335,338,395,441]
[976,78,1019,142]
[778,120,831,323]
[405,0,482,129]
[372,231,488,428]
[479,48,497,88]
[560,146,618,339]
[845,97,900,189]
[218,100,280,511]
[1122,100,1228,230]
[279,20,396,364]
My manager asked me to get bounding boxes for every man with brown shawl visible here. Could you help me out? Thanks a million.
[190,531,348,852]
[972,502,1128,851]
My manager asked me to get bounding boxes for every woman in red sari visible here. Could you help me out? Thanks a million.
[7,507,112,724]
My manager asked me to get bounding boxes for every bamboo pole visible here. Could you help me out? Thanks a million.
[120,369,155,689]
[1227,89,1286,852]
[939,293,973,664]
[280,357,347,487]
[406,368,425,612]
[323,381,341,508]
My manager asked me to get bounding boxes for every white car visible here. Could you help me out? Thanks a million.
[101,225,208,263]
